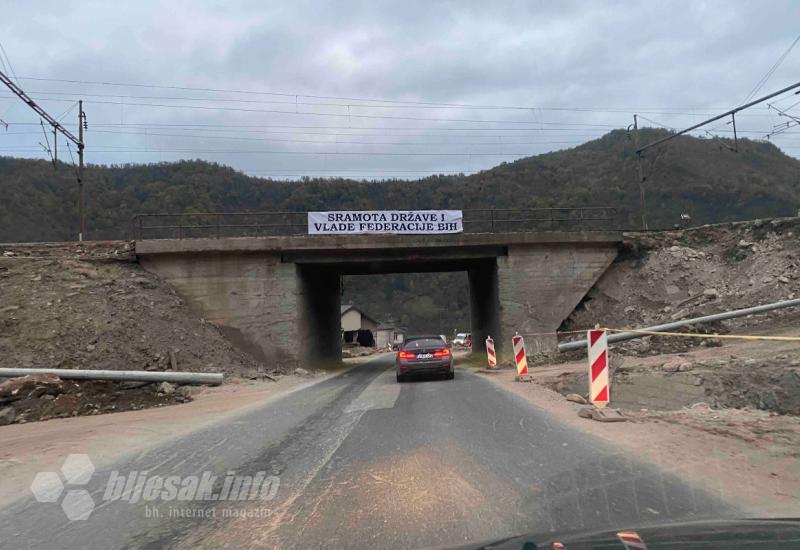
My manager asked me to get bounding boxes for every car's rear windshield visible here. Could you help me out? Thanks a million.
[403,338,445,349]
[456,333,467,339]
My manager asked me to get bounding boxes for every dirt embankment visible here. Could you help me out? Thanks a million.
[563,216,800,355]
[544,217,800,419]
[0,241,274,424]
[485,216,800,515]
[1,241,266,375]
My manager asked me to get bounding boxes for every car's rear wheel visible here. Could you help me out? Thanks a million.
[447,371,455,380]
[396,373,404,383]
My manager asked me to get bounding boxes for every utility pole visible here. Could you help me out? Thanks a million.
[78,100,85,241]
[633,114,647,230]
[634,81,800,231]
[0,69,86,241]
[637,80,800,155]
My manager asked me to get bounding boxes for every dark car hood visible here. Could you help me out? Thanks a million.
[454,518,800,549]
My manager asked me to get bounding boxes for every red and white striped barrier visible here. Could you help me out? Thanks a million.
[512,334,528,376]
[588,329,609,407]
[485,336,496,367]
[616,530,648,549]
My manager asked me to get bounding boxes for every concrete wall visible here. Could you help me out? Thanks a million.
[496,244,618,357]
[139,252,300,366]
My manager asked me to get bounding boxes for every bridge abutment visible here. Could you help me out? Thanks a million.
[496,244,618,358]
[139,251,303,367]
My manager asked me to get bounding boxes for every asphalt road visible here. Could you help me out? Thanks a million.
[0,354,737,549]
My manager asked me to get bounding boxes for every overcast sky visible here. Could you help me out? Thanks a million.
[2,1,800,179]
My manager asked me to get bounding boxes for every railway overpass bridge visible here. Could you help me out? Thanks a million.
[134,209,621,367]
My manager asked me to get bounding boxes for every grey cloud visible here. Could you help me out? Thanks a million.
[1,0,799,177]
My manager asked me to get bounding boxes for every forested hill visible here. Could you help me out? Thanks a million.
[2,128,800,242]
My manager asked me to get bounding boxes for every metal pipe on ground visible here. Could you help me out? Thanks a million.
[558,297,800,353]
[0,368,223,386]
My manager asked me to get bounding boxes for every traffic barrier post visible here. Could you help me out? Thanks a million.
[486,336,496,367]
[616,530,647,549]
[587,329,609,408]
[512,333,529,379]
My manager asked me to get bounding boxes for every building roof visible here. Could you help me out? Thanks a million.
[340,304,379,326]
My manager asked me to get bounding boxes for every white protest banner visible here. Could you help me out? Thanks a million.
[308,210,463,235]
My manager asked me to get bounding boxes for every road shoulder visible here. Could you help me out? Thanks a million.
[478,368,800,518]
[0,370,350,508]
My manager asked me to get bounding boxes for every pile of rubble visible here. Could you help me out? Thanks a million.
[341,345,380,358]
[0,241,272,379]
[563,217,800,355]
[0,373,193,425]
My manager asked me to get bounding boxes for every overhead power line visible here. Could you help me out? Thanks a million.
[637,80,800,155]
[14,76,780,118]
[630,80,800,232]
[0,120,619,134]
[0,88,779,118]
[0,147,550,157]
[0,68,87,241]
[10,76,741,112]
[55,101,79,122]
[1,119,780,136]
[766,103,800,138]
[0,128,610,142]
[0,94,623,127]
[742,33,800,104]
[0,42,19,84]
[77,129,588,147]
[0,73,81,145]
[16,75,555,108]
[635,115,674,130]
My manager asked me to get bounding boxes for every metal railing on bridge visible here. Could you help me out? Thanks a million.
[131,207,618,240]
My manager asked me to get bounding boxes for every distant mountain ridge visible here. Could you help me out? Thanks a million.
[1,128,799,242]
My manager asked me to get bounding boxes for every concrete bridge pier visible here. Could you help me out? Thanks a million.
[467,260,501,361]
[297,265,342,366]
